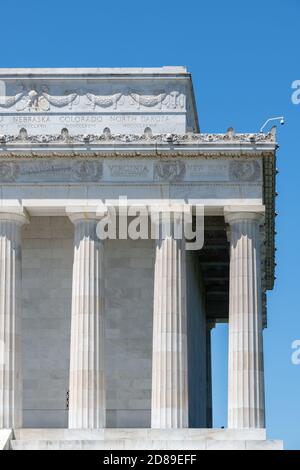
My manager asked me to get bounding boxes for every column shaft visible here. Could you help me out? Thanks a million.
[226,212,265,428]
[68,217,105,429]
[0,213,27,428]
[151,215,188,428]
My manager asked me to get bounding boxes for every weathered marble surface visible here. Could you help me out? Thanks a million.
[225,207,265,429]
[9,428,283,450]
[0,429,13,450]
[12,427,268,440]
[0,157,264,219]
[68,213,106,429]
[151,214,188,428]
[0,158,262,184]
[0,211,28,428]
[21,217,72,428]
[0,67,197,135]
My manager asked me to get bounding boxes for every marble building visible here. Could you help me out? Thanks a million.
[0,67,282,449]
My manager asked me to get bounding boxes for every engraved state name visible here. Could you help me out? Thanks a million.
[0,114,175,131]
[107,164,150,178]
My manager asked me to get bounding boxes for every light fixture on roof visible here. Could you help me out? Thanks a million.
[260,116,285,133]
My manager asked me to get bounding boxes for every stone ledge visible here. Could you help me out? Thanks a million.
[14,428,267,441]
[0,429,13,450]
[10,438,283,451]
[10,428,283,450]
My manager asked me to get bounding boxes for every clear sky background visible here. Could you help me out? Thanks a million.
[0,0,299,450]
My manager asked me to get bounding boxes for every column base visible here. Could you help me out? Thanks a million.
[8,428,283,450]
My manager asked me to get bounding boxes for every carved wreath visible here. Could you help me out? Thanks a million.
[72,161,103,181]
[154,161,186,182]
[229,160,261,182]
[0,162,19,182]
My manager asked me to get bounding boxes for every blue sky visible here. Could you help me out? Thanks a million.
[1,0,299,449]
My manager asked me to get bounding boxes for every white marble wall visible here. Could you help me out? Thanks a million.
[21,217,73,427]
[105,239,154,427]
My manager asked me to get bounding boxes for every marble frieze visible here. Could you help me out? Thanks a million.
[0,158,263,184]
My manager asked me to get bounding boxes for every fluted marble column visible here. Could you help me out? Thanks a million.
[151,211,188,428]
[68,211,106,429]
[225,207,265,429]
[0,211,28,428]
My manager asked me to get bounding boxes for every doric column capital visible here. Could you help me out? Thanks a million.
[149,203,191,241]
[0,207,29,226]
[224,205,265,226]
[66,205,108,224]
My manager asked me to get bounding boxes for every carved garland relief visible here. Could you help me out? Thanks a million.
[0,86,186,112]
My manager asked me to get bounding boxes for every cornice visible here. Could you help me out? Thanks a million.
[0,151,274,159]
[0,131,277,146]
